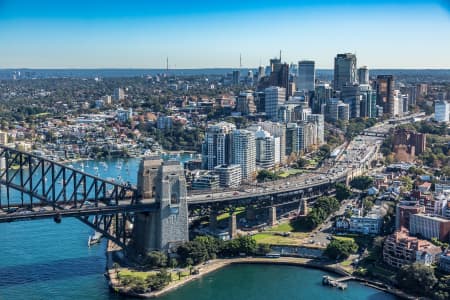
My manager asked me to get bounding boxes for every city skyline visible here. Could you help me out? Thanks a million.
[0,0,449,68]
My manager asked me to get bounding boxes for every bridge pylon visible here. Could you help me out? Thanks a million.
[132,157,189,254]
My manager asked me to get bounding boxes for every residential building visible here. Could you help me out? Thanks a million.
[395,201,425,229]
[383,229,441,269]
[409,213,450,242]
[439,251,450,273]
[202,122,236,170]
[307,114,325,145]
[231,129,256,180]
[214,164,241,188]
[191,174,219,190]
[393,128,426,156]
[257,121,286,164]
[434,100,450,123]
[113,87,125,101]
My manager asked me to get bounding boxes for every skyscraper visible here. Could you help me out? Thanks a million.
[376,75,395,116]
[232,130,256,180]
[333,53,357,91]
[434,100,450,123]
[358,66,369,85]
[264,86,286,120]
[202,122,236,170]
[342,84,361,118]
[236,91,256,115]
[314,83,333,114]
[297,60,315,92]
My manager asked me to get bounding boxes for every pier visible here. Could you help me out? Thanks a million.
[322,275,354,290]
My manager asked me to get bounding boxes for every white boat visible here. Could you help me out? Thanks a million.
[88,232,102,247]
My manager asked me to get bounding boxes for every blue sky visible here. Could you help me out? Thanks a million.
[0,0,449,68]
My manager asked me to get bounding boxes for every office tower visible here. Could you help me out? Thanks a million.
[264,86,286,120]
[417,83,428,98]
[202,122,236,170]
[435,100,450,122]
[342,84,361,118]
[254,91,265,113]
[359,85,377,118]
[338,103,350,121]
[113,88,125,101]
[314,83,333,114]
[257,66,265,81]
[401,94,409,115]
[257,121,286,164]
[232,70,240,85]
[235,91,256,115]
[231,130,256,180]
[297,60,315,91]
[307,114,325,145]
[267,58,289,97]
[325,98,340,122]
[376,75,395,116]
[333,53,357,91]
[358,66,369,85]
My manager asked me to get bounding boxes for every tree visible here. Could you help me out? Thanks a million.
[296,157,309,168]
[399,176,413,192]
[256,170,280,182]
[350,176,373,190]
[362,196,374,216]
[335,183,351,201]
[396,263,438,296]
[169,258,178,269]
[145,251,168,268]
[324,239,358,260]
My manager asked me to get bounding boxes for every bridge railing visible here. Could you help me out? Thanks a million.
[0,145,138,211]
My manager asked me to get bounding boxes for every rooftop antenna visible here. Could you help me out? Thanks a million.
[240,53,242,68]
[166,57,169,71]
[279,50,282,61]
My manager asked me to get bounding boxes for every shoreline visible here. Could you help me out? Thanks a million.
[105,246,416,299]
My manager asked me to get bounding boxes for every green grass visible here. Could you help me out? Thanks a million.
[252,232,304,246]
[267,222,295,232]
[216,207,245,222]
[333,236,356,243]
[278,169,303,178]
[118,269,155,281]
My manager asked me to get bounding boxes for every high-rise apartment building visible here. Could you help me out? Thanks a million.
[333,53,357,91]
[113,87,125,101]
[435,100,450,123]
[264,86,286,120]
[297,60,315,92]
[307,114,325,145]
[257,121,286,164]
[231,130,256,180]
[202,122,236,170]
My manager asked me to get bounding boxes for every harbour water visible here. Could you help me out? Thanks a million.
[0,157,396,300]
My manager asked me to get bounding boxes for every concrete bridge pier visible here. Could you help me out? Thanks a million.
[229,213,237,239]
[132,157,189,254]
[209,212,218,233]
[268,206,277,226]
[246,206,256,221]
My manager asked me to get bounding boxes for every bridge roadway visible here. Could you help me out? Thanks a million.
[0,126,384,223]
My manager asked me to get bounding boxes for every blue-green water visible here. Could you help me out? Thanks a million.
[0,157,396,300]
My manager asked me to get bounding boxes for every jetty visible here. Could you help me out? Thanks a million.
[322,275,354,290]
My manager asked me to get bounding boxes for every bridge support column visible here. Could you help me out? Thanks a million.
[209,212,218,233]
[268,206,277,226]
[132,158,189,254]
[229,213,237,239]
[246,207,256,221]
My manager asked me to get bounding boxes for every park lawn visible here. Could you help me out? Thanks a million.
[252,232,303,246]
[118,269,156,281]
[278,169,303,178]
[216,207,245,222]
[333,236,356,243]
[268,222,294,232]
